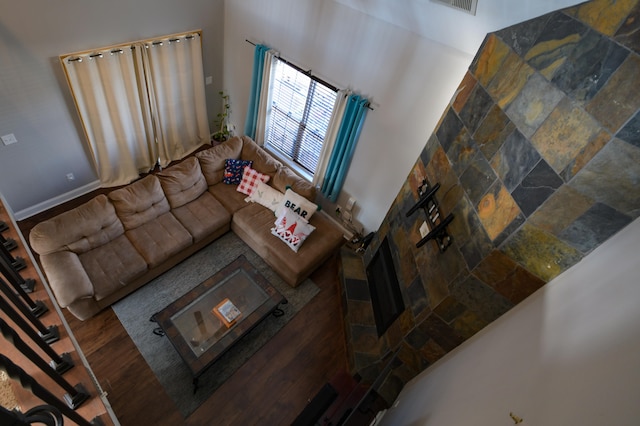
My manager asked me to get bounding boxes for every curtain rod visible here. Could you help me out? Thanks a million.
[245,39,373,110]
[61,30,201,63]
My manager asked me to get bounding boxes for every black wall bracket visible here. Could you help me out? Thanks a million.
[406,179,454,252]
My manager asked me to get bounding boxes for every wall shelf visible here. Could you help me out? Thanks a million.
[406,179,454,252]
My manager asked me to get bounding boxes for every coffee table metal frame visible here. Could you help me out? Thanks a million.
[152,255,287,392]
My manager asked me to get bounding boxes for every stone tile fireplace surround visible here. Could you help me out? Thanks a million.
[339,0,640,405]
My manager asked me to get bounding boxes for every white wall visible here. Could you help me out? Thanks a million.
[223,0,582,232]
[0,0,225,218]
[224,0,472,233]
[379,217,640,426]
[335,0,583,55]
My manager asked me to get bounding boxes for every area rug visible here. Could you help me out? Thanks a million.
[112,232,320,418]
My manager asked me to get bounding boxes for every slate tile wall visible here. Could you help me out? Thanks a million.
[342,0,640,401]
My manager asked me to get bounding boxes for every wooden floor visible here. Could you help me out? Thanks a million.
[19,205,349,426]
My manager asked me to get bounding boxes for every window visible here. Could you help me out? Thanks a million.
[264,58,337,175]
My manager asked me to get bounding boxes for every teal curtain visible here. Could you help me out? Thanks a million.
[244,44,270,139]
[321,94,368,202]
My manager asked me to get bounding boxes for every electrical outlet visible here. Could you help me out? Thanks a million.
[1,133,18,145]
[66,173,75,181]
[346,197,356,211]
[205,76,213,85]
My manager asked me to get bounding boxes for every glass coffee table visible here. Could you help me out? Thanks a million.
[152,255,287,392]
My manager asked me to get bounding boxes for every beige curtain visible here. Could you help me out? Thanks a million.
[62,47,156,186]
[61,31,210,186]
[142,33,210,166]
[254,49,277,146]
[312,90,348,187]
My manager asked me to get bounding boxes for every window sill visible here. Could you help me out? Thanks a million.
[263,146,314,183]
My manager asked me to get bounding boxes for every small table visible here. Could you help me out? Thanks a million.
[152,255,287,392]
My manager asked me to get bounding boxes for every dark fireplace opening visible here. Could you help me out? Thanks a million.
[366,237,405,337]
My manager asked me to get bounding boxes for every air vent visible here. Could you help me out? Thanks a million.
[431,0,478,15]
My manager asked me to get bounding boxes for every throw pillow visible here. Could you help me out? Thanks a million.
[237,166,270,196]
[271,208,316,253]
[223,159,253,185]
[247,181,284,213]
[276,188,318,221]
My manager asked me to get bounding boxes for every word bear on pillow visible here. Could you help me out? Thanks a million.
[283,199,310,219]
[276,188,318,221]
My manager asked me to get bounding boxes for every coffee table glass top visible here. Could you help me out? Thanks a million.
[153,255,285,377]
[171,268,270,357]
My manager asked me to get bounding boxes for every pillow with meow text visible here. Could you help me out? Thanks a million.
[271,208,316,253]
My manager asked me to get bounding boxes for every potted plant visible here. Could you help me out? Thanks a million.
[212,91,231,142]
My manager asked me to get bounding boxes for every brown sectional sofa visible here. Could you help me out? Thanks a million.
[29,136,344,320]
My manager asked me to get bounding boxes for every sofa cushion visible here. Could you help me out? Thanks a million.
[171,191,231,242]
[208,182,252,214]
[39,251,94,307]
[272,167,317,201]
[79,235,148,301]
[29,195,124,256]
[125,212,193,268]
[230,204,279,256]
[157,157,207,209]
[195,137,243,185]
[240,136,281,177]
[109,175,170,230]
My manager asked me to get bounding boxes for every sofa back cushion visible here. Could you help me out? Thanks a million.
[29,194,124,256]
[240,136,281,177]
[195,136,243,185]
[272,167,317,201]
[157,157,207,209]
[108,175,170,230]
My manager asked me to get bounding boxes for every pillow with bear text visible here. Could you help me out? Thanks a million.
[275,188,318,221]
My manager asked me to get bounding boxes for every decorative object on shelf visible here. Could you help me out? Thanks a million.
[355,232,375,254]
[212,91,232,142]
[406,179,454,252]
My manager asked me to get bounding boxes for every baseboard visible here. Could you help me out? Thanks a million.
[14,180,102,220]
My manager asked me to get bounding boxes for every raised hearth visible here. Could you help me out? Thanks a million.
[338,246,409,406]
